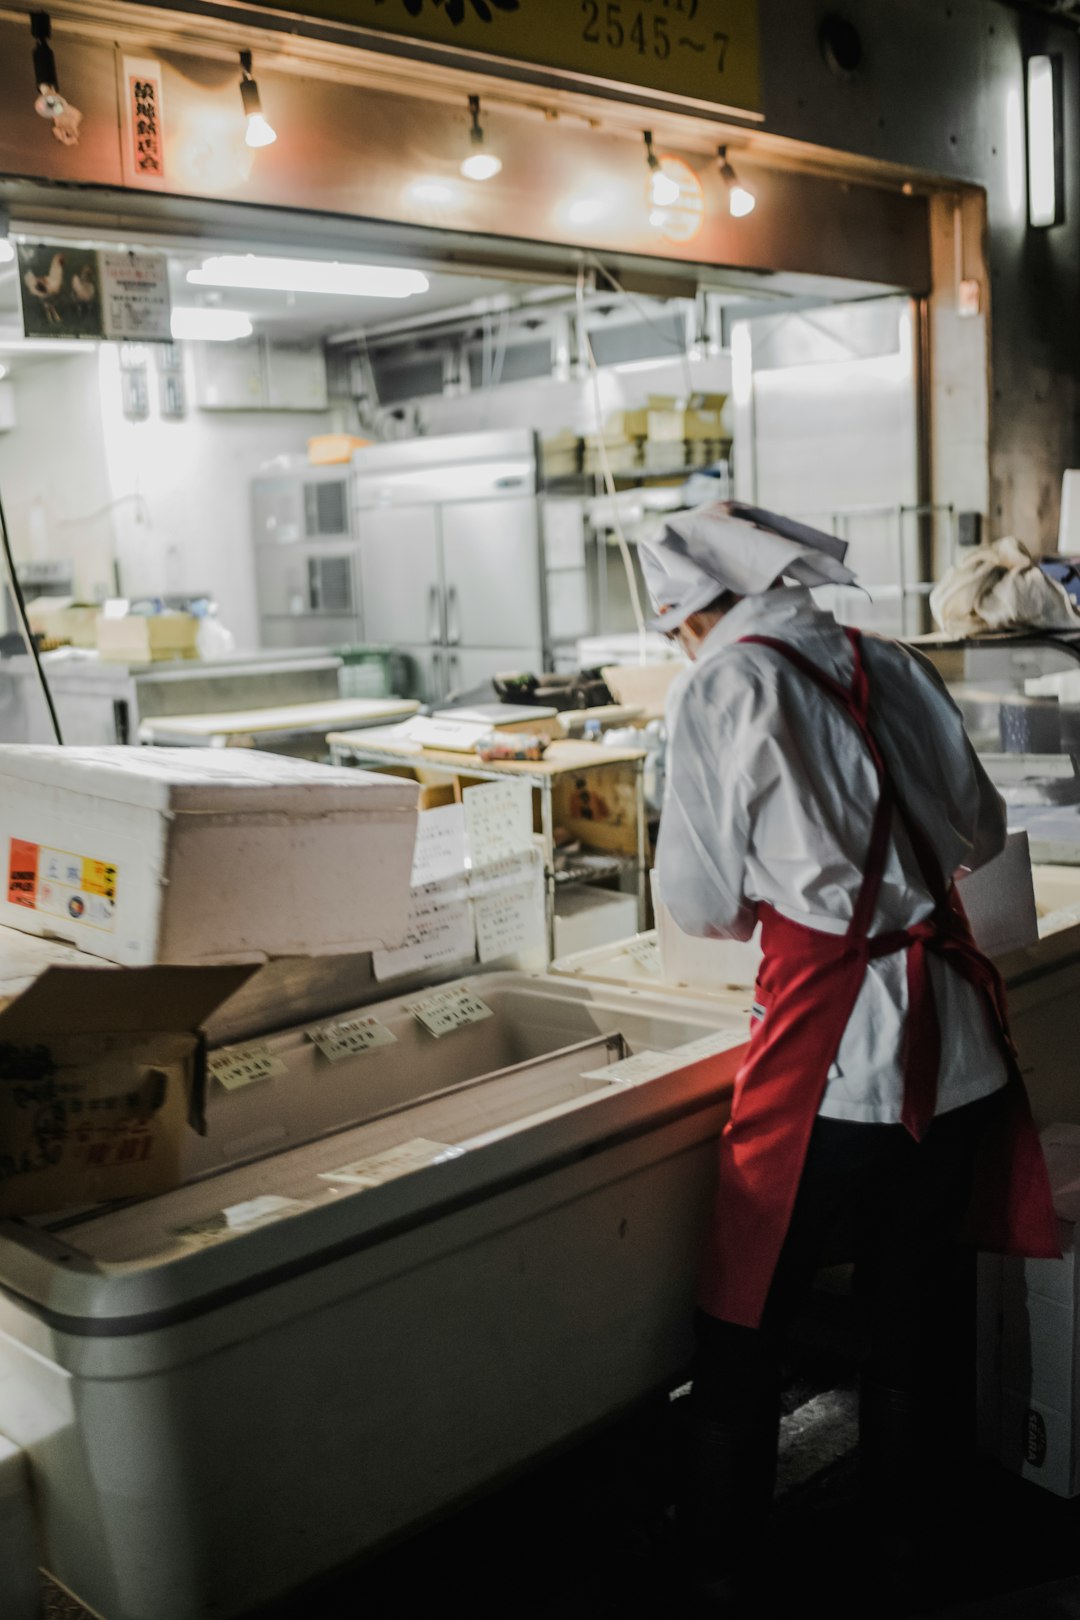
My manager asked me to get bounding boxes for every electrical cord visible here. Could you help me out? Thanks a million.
[0,483,64,744]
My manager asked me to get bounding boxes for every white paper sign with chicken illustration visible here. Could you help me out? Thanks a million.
[18,243,104,340]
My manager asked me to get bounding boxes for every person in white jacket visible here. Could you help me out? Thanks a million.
[643,503,1056,1600]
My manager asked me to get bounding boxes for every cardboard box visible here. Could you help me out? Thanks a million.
[25,597,100,648]
[96,613,199,663]
[981,1126,1080,1496]
[0,746,420,966]
[308,433,371,466]
[0,927,251,1215]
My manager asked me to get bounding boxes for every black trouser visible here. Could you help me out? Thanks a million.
[686,1088,1003,1565]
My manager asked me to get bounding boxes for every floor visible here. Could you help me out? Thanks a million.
[38,1323,1080,1620]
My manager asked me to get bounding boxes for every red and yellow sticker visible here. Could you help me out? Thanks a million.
[6,839,118,931]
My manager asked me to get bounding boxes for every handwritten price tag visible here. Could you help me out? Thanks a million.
[319,1138,462,1188]
[209,1045,288,1091]
[406,985,494,1039]
[307,1015,398,1064]
[623,936,662,975]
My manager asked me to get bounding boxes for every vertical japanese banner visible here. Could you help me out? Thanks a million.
[121,57,166,188]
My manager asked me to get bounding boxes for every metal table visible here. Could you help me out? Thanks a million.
[329,730,649,958]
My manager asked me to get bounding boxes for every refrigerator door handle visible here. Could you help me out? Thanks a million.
[448,652,462,696]
[446,586,462,646]
[427,585,442,644]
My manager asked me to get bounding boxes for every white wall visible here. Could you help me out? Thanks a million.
[97,346,335,650]
[0,354,117,601]
[0,347,334,650]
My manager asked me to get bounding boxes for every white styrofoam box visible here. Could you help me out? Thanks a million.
[1032,864,1080,927]
[958,829,1038,958]
[553,884,638,960]
[0,1436,39,1620]
[985,1125,1080,1496]
[0,746,419,966]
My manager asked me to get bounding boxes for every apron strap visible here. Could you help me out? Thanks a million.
[739,627,952,1138]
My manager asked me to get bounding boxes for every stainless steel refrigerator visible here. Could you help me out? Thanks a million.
[351,430,547,704]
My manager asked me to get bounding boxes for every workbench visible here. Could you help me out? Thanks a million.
[329,730,649,957]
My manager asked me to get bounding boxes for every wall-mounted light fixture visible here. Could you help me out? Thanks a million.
[718,147,756,218]
[1027,54,1064,229]
[239,50,277,149]
[30,12,82,144]
[461,95,501,181]
[643,131,680,208]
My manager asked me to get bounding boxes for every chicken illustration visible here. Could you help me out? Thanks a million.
[23,252,65,325]
[71,264,95,305]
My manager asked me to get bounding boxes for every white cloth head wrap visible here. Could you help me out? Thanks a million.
[640,501,857,631]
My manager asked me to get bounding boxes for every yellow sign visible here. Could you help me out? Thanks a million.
[282,0,761,116]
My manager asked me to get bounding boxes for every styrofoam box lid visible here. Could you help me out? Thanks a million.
[0,746,419,816]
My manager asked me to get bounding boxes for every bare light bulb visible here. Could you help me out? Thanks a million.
[245,112,277,149]
[729,185,756,218]
[461,151,501,182]
[461,94,500,182]
[650,168,682,208]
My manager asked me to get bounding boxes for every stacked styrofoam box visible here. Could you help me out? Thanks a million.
[957,829,1039,958]
[0,746,419,966]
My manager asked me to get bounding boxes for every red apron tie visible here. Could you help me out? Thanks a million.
[697,627,1060,1330]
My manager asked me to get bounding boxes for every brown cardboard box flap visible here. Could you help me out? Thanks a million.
[0,962,256,1039]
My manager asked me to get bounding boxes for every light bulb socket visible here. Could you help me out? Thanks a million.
[468,93,485,146]
[644,130,660,172]
[240,76,262,118]
[31,12,57,95]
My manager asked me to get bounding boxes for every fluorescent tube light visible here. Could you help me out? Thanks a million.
[1027,55,1064,229]
[187,255,429,299]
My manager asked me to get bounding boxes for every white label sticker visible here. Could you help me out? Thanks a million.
[209,1046,288,1091]
[406,985,494,1038]
[173,1195,307,1248]
[318,1137,462,1188]
[307,1015,398,1064]
[463,779,534,866]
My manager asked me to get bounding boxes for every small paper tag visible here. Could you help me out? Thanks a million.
[406,985,494,1039]
[209,1046,288,1091]
[671,1031,748,1062]
[581,1050,682,1085]
[173,1195,307,1248]
[623,936,662,974]
[319,1137,462,1188]
[307,1015,398,1064]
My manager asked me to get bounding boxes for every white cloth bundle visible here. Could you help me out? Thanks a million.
[930,537,1080,634]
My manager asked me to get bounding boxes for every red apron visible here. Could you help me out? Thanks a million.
[698,627,1059,1330]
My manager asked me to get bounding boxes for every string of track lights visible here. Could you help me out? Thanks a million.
[16,28,756,231]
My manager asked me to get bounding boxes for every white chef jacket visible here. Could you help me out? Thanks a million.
[656,586,1009,1124]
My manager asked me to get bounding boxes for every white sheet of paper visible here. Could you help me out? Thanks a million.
[318,1137,462,1188]
[209,1046,288,1091]
[410,803,467,886]
[372,881,476,982]
[464,779,534,866]
[306,1015,398,1063]
[406,985,494,1038]
[473,849,546,964]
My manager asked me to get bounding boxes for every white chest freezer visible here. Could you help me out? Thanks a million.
[0,971,748,1620]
